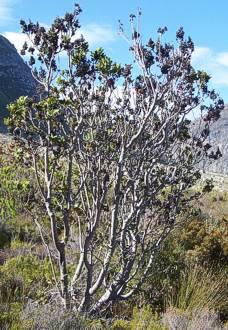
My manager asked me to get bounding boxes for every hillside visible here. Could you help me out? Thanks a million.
[0,35,37,131]
[203,105,228,175]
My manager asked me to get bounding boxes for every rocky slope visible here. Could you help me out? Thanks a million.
[0,34,37,131]
[204,106,228,175]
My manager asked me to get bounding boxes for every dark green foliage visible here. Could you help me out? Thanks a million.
[0,222,11,248]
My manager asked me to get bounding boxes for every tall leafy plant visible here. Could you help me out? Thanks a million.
[6,5,223,314]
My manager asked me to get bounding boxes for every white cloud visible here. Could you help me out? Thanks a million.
[75,23,116,45]
[2,23,116,56]
[0,0,11,17]
[192,46,228,87]
[216,52,228,67]
[2,31,29,53]
[0,0,18,26]
[192,47,212,63]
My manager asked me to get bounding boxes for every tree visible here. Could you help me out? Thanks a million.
[6,5,223,314]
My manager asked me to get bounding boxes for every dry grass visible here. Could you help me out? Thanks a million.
[165,265,227,313]
[163,308,223,330]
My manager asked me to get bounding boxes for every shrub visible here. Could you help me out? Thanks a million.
[179,217,228,267]
[111,306,167,330]
[163,308,223,330]
[140,233,185,312]
[129,306,167,330]
[111,319,130,330]
[135,211,227,314]
[0,222,11,248]
[165,265,227,313]
[0,302,24,330]
[0,143,32,221]
[0,255,55,301]
[7,3,223,313]
[6,215,40,244]
[22,302,97,330]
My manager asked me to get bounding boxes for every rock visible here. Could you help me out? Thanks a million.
[0,34,37,131]
[204,106,228,175]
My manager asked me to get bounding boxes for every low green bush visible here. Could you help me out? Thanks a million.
[6,215,40,244]
[0,254,55,301]
[0,302,24,330]
[111,306,167,330]
[129,306,167,330]
[111,319,130,329]
[140,233,185,312]
[179,217,228,266]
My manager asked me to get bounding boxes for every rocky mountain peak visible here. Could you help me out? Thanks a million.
[203,105,228,175]
[0,34,37,131]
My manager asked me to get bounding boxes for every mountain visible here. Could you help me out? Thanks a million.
[204,105,228,175]
[0,34,37,131]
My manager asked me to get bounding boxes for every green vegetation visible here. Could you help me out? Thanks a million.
[0,162,227,328]
[166,265,227,313]
[0,4,227,329]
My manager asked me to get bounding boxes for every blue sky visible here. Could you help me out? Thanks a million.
[1,0,228,102]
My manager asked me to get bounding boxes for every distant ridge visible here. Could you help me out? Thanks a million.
[0,34,37,131]
[203,105,228,175]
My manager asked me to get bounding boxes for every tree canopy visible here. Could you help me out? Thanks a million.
[6,4,224,314]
